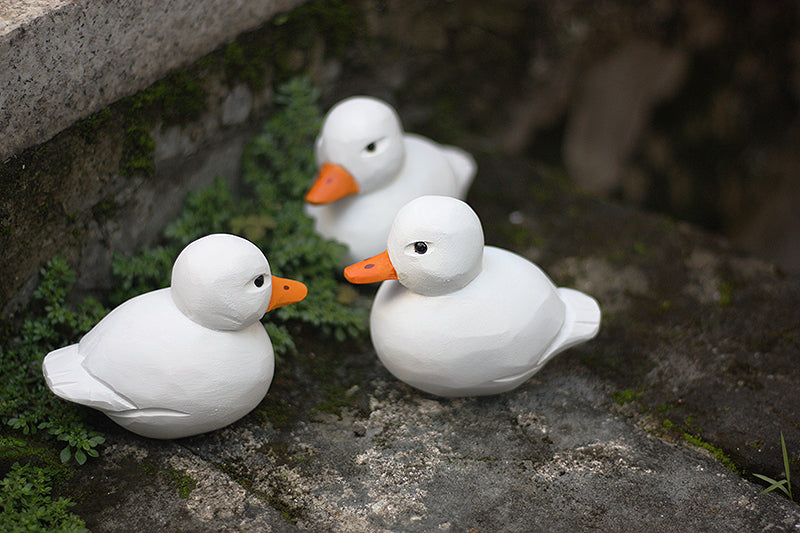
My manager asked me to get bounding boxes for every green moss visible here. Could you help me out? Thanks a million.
[223,38,272,92]
[498,223,545,251]
[0,144,75,227]
[527,168,571,206]
[617,400,740,474]
[213,459,304,522]
[313,384,352,419]
[110,0,365,178]
[91,195,119,223]
[662,419,740,473]
[607,249,628,264]
[717,281,734,307]
[118,70,208,177]
[633,241,650,257]
[74,108,114,144]
[124,70,207,126]
[611,389,643,405]
[266,474,304,522]
[0,435,67,474]
[780,327,800,347]
[162,467,197,499]
[120,123,156,177]
[725,359,763,391]
[272,0,364,63]
[255,396,296,431]
[219,0,364,90]
[566,204,582,218]
[4,0,364,187]
[683,433,740,473]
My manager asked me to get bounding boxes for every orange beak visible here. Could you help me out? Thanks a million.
[344,250,398,284]
[267,276,308,312]
[305,163,360,205]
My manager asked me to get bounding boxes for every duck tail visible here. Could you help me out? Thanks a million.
[539,288,601,366]
[440,145,477,198]
[42,345,135,412]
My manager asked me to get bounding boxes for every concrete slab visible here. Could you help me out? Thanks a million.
[64,365,800,531]
[0,0,303,161]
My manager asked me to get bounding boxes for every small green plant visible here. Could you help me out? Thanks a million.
[39,423,106,466]
[240,78,369,343]
[753,432,794,501]
[0,462,88,532]
[0,257,108,465]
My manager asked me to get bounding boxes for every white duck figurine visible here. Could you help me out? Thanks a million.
[305,96,477,265]
[42,233,307,439]
[344,196,601,397]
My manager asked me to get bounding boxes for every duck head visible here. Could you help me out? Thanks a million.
[344,196,484,296]
[306,96,406,205]
[171,234,307,331]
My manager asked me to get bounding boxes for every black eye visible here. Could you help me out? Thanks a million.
[254,275,265,287]
[413,242,428,254]
[366,142,377,152]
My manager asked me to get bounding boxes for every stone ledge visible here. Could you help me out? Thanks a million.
[0,0,303,161]
[53,154,800,531]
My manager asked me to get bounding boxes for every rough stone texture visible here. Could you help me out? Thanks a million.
[52,155,800,532]
[0,0,303,161]
[470,156,800,486]
[0,101,262,315]
[64,439,296,532]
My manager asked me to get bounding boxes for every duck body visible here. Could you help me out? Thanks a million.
[370,247,598,397]
[344,196,601,398]
[44,289,273,439]
[306,134,473,264]
[42,234,307,439]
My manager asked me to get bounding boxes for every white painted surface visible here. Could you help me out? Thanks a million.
[347,196,601,397]
[42,234,306,438]
[306,96,477,264]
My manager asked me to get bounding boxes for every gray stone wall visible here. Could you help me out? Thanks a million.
[0,0,303,160]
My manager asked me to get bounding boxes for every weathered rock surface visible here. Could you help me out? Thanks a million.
[0,0,303,161]
[57,155,800,532]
